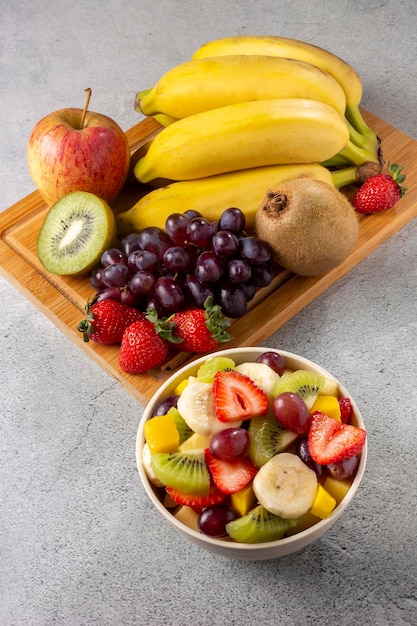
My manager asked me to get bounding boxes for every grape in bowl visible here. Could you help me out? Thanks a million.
[136,347,367,560]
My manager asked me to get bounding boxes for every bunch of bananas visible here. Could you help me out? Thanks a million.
[117,35,382,235]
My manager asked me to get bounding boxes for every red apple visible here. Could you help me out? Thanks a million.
[27,89,131,206]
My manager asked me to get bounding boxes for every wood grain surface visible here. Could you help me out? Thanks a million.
[1,110,416,405]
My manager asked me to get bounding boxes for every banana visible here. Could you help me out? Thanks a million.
[134,99,349,183]
[191,35,379,151]
[235,362,280,398]
[252,452,318,519]
[116,163,334,236]
[176,379,242,437]
[137,54,347,118]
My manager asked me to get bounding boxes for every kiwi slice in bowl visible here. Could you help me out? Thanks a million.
[150,449,211,495]
[248,415,298,467]
[226,505,298,543]
[36,191,116,275]
[272,370,324,410]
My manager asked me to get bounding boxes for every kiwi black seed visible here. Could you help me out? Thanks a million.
[150,449,210,494]
[248,415,298,467]
[273,370,324,410]
[226,504,298,543]
[36,190,116,275]
[255,178,359,276]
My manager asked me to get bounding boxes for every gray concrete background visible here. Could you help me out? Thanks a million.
[1,1,417,624]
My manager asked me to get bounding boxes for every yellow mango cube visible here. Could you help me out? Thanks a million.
[323,475,352,504]
[173,378,189,396]
[144,413,179,454]
[310,395,341,421]
[230,483,257,517]
[310,483,337,519]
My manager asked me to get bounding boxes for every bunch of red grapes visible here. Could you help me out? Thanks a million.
[89,207,273,318]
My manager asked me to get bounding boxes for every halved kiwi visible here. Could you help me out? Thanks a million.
[36,191,116,275]
[272,369,324,410]
[226,504,298,543]
[247,415,298,467]
[150,449,210,495]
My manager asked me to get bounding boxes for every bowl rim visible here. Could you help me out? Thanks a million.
[136,347,367,553]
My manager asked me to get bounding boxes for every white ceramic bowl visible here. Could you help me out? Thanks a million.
[136,347,367,560]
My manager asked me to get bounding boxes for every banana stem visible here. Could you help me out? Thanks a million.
[330,160,384,188]
[338,140,378,168]
[321,154,352,168]
[347,120,375,152]
[331,166,360,188]
[345,104,379,150]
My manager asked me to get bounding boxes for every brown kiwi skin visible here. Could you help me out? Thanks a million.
[255,178,358,276]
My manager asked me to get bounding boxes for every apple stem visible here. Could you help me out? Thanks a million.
[80,88,92,129]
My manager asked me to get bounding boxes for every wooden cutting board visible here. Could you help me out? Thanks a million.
[1,111,416,405]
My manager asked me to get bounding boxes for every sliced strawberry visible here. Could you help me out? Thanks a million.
[308,411,366,465]
[166,483,227,512]
[212,370,268,422]
[205,448,258,495]
[338,397,353,424]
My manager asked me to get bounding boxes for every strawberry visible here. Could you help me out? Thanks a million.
[165,483,227,512]
[170,297,232,354]
[205,448,257,495]
[212,370,269,422]
[353,162,407,214]
[338,397,353,424]
[119,318,169,374]
[76,298,144,344]
[308,411,366,465]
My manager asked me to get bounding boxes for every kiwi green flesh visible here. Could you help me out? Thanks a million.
[226,505,298,543]
[247,416,298,467]
[168,407,193,444]
[36,191,116,275]
[196,356,236,383]
[150,450,210,495]
[273,370,324,410]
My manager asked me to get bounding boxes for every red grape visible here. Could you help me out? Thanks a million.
[155,276,185,311]
[163,246,195,273]
[218,283,247,318]
[127,250,159,273]
[327,456,359,479]
[212,230,239,258]
[102,263,130,288]
[120,232,142,256]
[227,259,251,284]
[218,207,245,234]
[138,227,172,259]
[198,505,238,537]
[101,247,127,267]
[187,217,213,249]
[296,438,327,478]
[256,351,286,376]
[165,213,189,246]
[195,251,224,283]
[130,271,156,295]
[153,395,179,416]
[209,427,250,461]
[239,236,271,264]
[273,391,310,434]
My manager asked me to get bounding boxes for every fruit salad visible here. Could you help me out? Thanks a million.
[140,352,366,544]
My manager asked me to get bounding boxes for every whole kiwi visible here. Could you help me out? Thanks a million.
[255,178,358,276]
